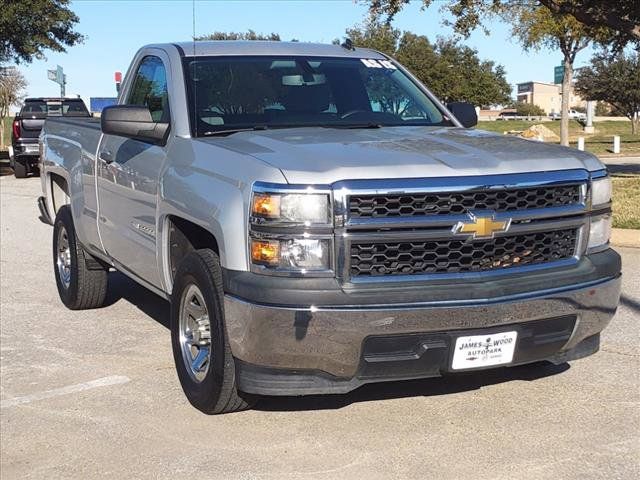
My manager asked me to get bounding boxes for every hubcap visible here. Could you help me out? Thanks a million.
[179,284,212,383]
[56,226,72,289]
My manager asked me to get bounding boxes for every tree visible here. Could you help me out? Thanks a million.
[366,0,639,47]
[195,30,280,41]
[433,38,511,106]
[539,0,639,48]
[0,67,27,148]
[511,5,595,146]
[366,1,632,145]
[575,51,640,134]
[0,0,84,64]
[340,18,511,107]
[344,17,400,55]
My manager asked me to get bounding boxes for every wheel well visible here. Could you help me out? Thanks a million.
[50,174,70,215]
[167,216,219,281]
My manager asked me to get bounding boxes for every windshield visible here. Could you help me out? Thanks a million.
[20,100,90,117]
[183,56,447,136]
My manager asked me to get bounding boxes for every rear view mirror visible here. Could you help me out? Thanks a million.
[281,74,326,86]
[101,105,169,145]
[447,102,478,128]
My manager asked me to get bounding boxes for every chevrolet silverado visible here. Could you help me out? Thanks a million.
[38,41,621,414]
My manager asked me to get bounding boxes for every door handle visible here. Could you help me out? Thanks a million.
[99,150,113,163]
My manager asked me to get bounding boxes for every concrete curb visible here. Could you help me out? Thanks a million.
[611,228,640,248]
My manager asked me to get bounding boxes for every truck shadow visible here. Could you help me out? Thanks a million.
[606,163,640,174]
[104,271,171,329]
[620,294,640,314]
[255,362,570,412]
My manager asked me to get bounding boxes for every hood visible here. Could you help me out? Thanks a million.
[198,126,604,185]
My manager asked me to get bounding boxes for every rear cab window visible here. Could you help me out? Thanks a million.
[20,100,90,117]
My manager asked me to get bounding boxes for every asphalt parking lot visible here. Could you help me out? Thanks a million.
[1,173,639,479]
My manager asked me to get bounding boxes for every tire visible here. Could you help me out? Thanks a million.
[53,206,108,310]
[170,249,255,414]
[13,158,27,178]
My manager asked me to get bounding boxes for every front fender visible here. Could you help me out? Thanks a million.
[157,137,286,292]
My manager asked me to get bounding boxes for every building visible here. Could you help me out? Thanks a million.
[516,81,585,115]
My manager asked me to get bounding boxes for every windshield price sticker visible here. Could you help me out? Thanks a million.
[361,59,397,70]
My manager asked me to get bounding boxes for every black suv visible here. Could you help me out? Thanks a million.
[11,98,90,178]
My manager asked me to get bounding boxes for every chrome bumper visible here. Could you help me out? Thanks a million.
[225,276,620,380]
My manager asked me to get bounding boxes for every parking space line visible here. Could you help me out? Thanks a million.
[0,375,131,408]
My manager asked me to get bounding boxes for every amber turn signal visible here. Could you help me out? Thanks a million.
[252,193,281,218]
[251,239,280,265]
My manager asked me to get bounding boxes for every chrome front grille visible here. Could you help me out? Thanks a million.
[349,185,581,218]
[349,228,578,277]
[333,171,590,284]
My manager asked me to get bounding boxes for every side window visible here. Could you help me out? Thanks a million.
[128,56,169,123]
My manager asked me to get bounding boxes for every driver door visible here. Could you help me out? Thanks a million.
[97,54,170,288]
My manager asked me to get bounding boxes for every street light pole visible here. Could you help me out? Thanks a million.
[584,100,595,134]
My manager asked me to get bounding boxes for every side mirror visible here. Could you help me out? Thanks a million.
[101,105,169,145]
[447,102,477,128]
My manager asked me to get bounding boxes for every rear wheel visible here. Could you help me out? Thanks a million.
[53,206,108,310]
[170,249,255,414]
[13,158,27,178]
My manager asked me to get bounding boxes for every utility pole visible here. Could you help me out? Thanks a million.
[584,100,595,134]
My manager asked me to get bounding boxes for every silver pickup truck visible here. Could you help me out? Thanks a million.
[39,41,621,414]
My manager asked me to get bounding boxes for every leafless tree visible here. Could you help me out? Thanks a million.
[0,67,27,148]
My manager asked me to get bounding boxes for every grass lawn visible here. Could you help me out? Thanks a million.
[612,175,640,229]
[477,120,640,156]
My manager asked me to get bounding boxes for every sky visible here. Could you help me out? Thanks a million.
[14,0,599,111]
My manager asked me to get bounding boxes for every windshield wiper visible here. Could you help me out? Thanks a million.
[324,123,382,130]
[202,125,269,137]
[202,123,383,136]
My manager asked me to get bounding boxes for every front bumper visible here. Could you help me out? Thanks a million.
[224,250,621,396]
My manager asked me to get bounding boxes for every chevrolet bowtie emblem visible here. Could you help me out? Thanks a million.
[452,212,511,239]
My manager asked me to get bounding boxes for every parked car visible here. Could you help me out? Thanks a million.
[549,109,586,121]
[38,42,620,414]
[10,97,90,178]
[496,109,518,120]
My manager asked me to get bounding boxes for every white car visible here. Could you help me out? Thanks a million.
[550,109,586,121]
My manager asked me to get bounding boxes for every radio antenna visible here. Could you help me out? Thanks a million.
[192,0,197,136]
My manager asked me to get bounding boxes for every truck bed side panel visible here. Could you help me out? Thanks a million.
[41,117,104,251]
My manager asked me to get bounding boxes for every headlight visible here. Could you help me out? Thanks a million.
[252,192,329,225]
[250,183,333,276]
[588,214,612,251]
[251,238,330,271]
[591,176,612,206]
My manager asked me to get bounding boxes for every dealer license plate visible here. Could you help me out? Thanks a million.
[24,145,38,153]
[451,331,518,370]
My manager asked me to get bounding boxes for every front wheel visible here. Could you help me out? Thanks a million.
[170,249,255,414]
